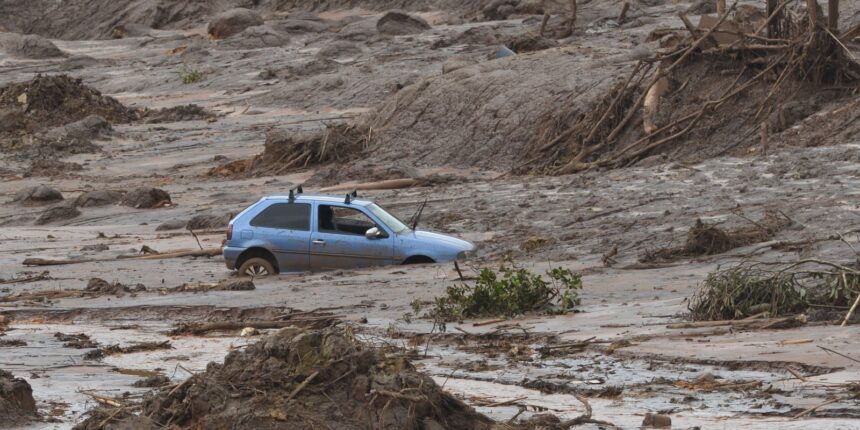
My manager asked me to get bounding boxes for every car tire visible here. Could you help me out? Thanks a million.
[238,257,275,278]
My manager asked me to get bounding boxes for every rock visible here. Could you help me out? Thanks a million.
[120,187,171,209]
[483,0,518,20]
[0,33,65,59]
[13,185,63,205]
[43,115,112,141]
[376,11,430,35]
[642,412,672,428]
[442,56,478,74]
[74,190,124,207]
[223,25,290,48]
[186,214,229,231]
[34,204,80,225]
[207,8,264,39]
[0,370,37,426]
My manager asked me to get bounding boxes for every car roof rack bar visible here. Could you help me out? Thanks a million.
[288,189,295,202]
[297,184,303,194]
[344,193,351,204]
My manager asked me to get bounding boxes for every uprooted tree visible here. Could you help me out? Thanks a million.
[522,0,860,174]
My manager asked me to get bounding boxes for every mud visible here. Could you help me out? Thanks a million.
[1,0,860,428]
[0,369,37,426]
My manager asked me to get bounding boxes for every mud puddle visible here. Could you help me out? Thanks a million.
[1,322,252,427]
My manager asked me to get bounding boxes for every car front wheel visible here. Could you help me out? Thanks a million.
[238,257,275,278]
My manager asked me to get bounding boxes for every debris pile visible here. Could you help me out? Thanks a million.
[642,210,792,261]
[84,278,146,295]
[689,258,860,321]
[209,123,369,177]
[78,327,496,429]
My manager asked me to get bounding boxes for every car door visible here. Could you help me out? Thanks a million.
[310,203,395,270]
[248,202,312,271]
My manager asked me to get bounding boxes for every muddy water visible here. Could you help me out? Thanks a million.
[2,323,250,428]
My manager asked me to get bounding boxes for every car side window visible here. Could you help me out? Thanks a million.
[318,205,378,236]
[250,203,311,230]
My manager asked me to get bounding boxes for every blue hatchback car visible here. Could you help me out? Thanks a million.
[223,193,475,276]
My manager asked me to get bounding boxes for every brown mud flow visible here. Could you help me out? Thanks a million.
[2,0,860,428]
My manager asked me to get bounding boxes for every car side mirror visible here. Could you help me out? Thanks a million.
[365,227,382,240]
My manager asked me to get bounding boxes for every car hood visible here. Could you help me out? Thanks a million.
[403,230,474,250]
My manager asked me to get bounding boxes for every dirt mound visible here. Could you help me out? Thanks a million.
[0,75,136,157]
[0,370,36,426]
[376,10,430,35]
[209,123,369,177]
[26,158,83,177]
[74,190,124,207]
[120,187,171,209]
[208,8,264,39]
[12,185,63,205]
[78,327,495,430]
[35,204,81,225]
[0,32,65,58]
[142,104,215,123]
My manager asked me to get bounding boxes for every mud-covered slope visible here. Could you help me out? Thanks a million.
[366,46,639,171]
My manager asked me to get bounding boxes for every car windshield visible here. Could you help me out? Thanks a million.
[367,203,409,234]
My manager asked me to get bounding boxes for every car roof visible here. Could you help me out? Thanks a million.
[262,194,373,206]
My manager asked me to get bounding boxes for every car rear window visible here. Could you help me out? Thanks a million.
[250,203,311,230]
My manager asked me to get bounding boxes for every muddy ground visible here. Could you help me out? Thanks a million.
[1,0,860,428]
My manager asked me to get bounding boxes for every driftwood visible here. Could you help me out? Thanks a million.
[320,178,419,192]
[667,314,807,330]
[171,316,337,336]
[22,248,221,267]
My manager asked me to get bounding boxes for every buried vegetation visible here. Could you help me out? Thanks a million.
[428,266,583,330]
[689,258,860,321]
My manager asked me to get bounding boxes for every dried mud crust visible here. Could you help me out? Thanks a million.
[78,327,497,430]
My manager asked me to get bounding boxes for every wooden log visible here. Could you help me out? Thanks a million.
[807,0,819,29]
[320,178,420,192]
[618,1,629,23]
[828,0,839,31]
[23,248,221,267]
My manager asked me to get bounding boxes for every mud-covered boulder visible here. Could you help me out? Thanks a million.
[13,185,63,205]
[43,114,112,141]
[222,25,290,48]
[483,0,518,20]
[185,214,229,231]
[376,11,430,35]
[35,204,80,225]
[0,33,64,59]
[0,370,36,425]
[207,8,264,39]
[74,190,124,207]
[120,187,171,209]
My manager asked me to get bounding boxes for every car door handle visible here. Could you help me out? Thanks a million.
[312,239,325,245]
